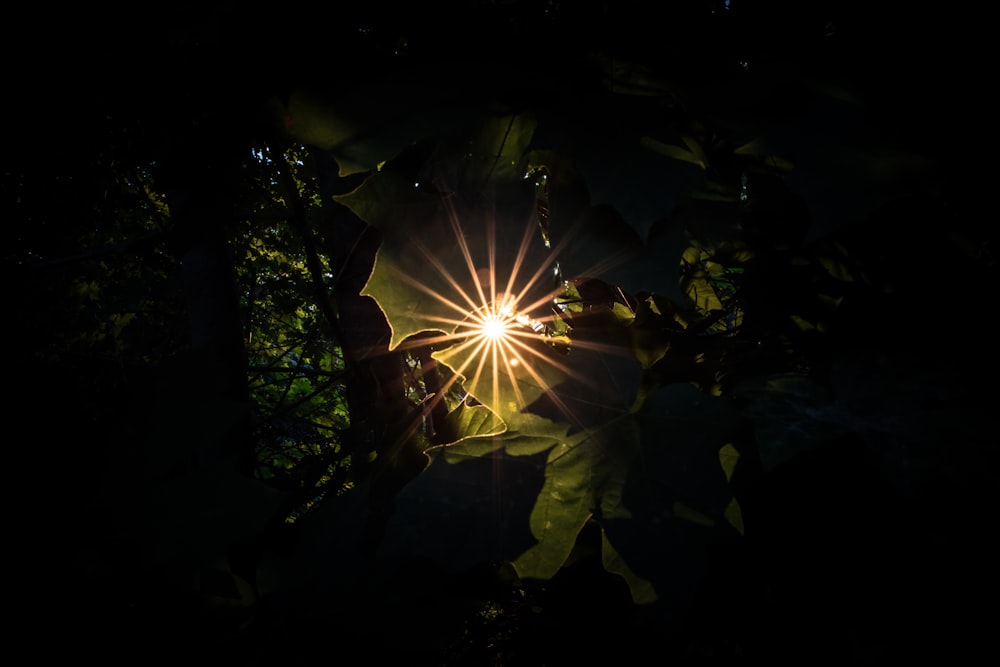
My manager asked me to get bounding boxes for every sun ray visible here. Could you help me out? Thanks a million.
[547,336,638,359]
[503,202,549,303]
[470,340,493,402]
[490,335,502,416]
[442,196,494,312]
[497,336,587,432]
[486,212,498,308]
[496,339,530,412]
[502,334,587,386]
[404,236,484,315]
[437,333,493,377]
[466,334,498,390]
[387,265,474,317]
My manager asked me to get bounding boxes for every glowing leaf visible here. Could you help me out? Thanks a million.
[439,400,506,445]
[336,114,646,426]
[333,114,551,353]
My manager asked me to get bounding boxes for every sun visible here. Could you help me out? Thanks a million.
[480,313,509,340]
[472,302,516,342]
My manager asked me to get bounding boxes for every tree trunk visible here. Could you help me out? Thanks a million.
[161,135,253,476]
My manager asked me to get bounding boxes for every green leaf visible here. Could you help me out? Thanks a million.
[335,114,647,427]
[513,413,640,580]
[333,114,550,353]
[439,399,506,445]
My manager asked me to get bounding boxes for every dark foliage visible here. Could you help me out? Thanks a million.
[6,1,995,664]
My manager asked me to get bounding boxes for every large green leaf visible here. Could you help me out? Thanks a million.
[438,399,506,444]
[334,113,649,426]
[333,113,549,353]
[512,413,641,581]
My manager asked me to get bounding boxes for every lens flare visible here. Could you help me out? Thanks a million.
[388,194,627,435]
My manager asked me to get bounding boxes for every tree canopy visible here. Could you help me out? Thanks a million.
[8,1,995,663]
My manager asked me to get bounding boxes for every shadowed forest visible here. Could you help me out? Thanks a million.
[6,1,995,664]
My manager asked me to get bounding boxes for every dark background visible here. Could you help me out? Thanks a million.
[6,1,995,663]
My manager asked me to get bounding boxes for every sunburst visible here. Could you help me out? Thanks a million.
[388,198,593,432]
[474,302,515,342]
